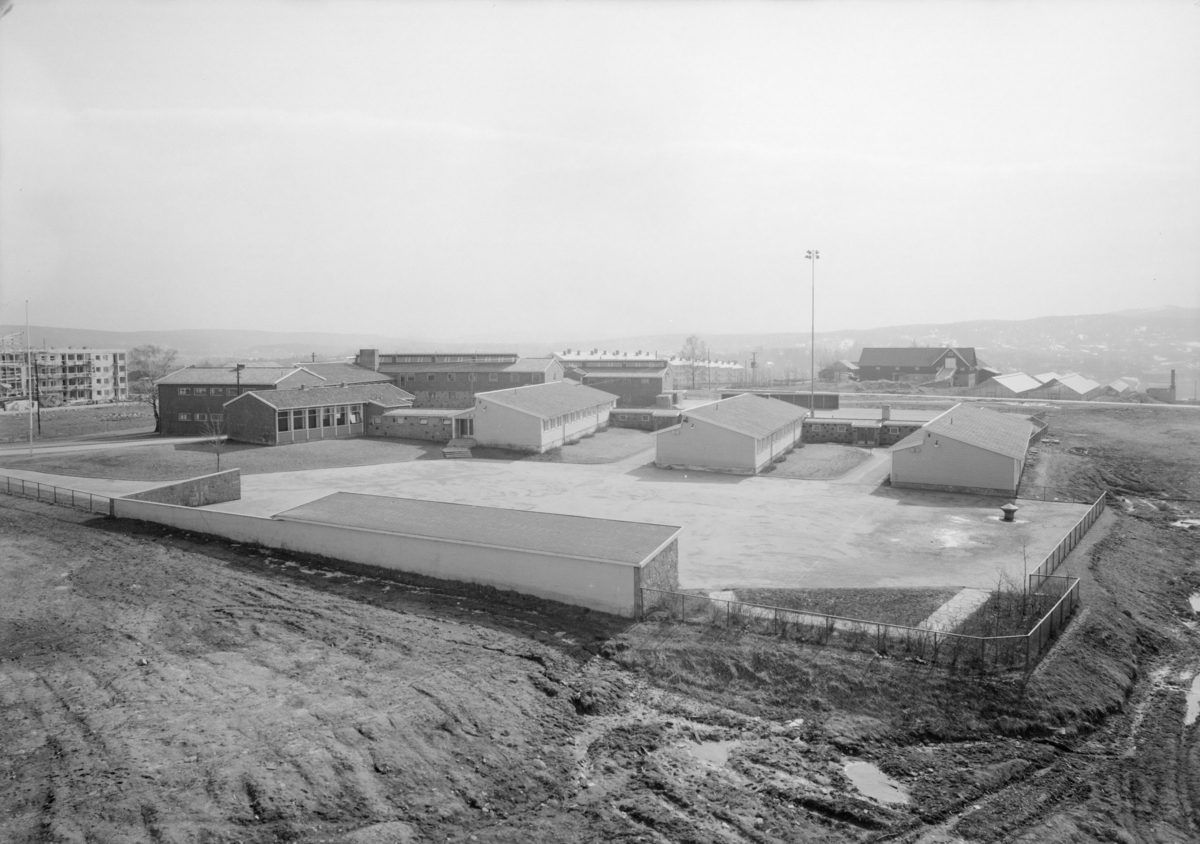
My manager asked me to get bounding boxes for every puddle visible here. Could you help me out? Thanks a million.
[1190,593,1200,613]
[684,740,740,765]
[1171,519,1200,530]
[1186,676,1200,727]
[843,761,910,805]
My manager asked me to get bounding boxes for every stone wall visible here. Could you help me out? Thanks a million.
[123,469,241,507]
[371,415,455,442]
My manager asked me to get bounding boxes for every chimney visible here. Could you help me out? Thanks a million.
[1171,369,1176,388]
[881,404,890,421]
[358,348,379,372]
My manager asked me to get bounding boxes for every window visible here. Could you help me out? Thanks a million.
[349,405,362,424]
[489,373,498,382]
[444,418,452,425]
[419,418,428,425]
[227,388,238,396]
[889,427,899,434]
[210,414,222,422]
[372,416,382,425]
[308,407,318,429]
[177,388,190,396]
[336,406,347,426]
[641,378,649,384]
[277,411,289,432]
[619,415,628,421]
[293,409,306,430]
[447,373,455,382]
[196,413,208,422]
[178,413,191,421]
[642,415,650,422]
[469,373,476,382]
[323,407,334,427]
[194,387,207,396]
[427,374,435,382]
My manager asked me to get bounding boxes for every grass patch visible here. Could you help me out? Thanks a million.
[766,444,873,479]
[734,587,959,628]
[0,404,154,443]
[0,436,443,481]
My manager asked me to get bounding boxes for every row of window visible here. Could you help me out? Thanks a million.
[178,413,222,422]
[617,414,652,422]
[177,387,243,396]
[277,405,362,432]
[401,372,544,385]
[373,416,453,426]
[540,404,611,432]
[755,421,802,453]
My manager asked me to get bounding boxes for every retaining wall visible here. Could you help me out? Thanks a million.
[122,469,241,507]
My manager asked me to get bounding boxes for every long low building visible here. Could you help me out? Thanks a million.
[473,381,618,453]
[656,392,807,474]
[223,383,415,445]
[802,406,942,447]
[272,493,681,616]
[890,403,1033,497]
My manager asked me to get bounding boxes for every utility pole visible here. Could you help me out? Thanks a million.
[26,301,33,456]
[806,250,819,417]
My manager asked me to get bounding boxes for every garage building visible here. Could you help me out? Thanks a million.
[655,393,807,474]
[272,492,681,616]
[473,381,618,453]
[890,404,1033,497]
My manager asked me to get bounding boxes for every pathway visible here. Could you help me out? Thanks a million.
[917,587,991,631]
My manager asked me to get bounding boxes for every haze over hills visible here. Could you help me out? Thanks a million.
[3,306,1198,396]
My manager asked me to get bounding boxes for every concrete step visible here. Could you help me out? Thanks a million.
[441,447,473,459]
[446,437,476,448]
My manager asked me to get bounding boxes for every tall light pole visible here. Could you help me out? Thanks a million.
[806,249,819,419]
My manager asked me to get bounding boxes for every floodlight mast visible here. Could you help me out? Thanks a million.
[805,250,819,421]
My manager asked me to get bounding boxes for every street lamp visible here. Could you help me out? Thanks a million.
[806,249,819,418]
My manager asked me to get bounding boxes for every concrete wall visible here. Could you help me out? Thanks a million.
[123,469,241,507]
[656,419,756,473]
[110,499,642,616]
[891,432,1021,495]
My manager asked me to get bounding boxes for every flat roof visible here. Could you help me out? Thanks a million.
[382,407,471,418]
[273,492,681,567]
[809,408,941,422]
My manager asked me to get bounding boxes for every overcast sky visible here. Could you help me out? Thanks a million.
[1,0,1197,342]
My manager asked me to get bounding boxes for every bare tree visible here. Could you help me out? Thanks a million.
[678,335,708,390]
[199,414,229,472]
[128,345,178,434]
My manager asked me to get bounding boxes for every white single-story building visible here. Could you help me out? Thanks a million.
[1025,373,1103,402]
[655,392,807,475]
[961,372,1042,399]
[890,403,1033,497]
[473,381,618,453]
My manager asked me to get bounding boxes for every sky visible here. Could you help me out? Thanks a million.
[1,0,1197,343]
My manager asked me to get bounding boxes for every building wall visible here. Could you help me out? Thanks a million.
[369,414,457,442]
[891,433,1022,495]
[111,498,643,616]
[390,368,558,408]
[161,384,272,436]
[610,410,680,431]
[223,396,277,445]
[656,419,756,473]
[582,374,669,408]
[802,419,924,446]
[474,400,613,453]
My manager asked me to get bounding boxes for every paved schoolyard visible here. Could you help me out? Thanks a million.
[210,459,1092,591]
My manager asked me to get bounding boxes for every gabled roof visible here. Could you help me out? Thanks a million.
[229,382,414,410]
[685,393,808,439]
[274,492,682,567]
[156,366,318,386]
[476,381,616,419]
[1049,373,1101,396]
[291,362,393,385]
[899,403,1032,460]
[503,357,562,374]
[857,347,977,368]
[1033,372,1062,384]
[988,372,1042,394]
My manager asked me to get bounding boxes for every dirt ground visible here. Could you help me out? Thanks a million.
[2,405,1199,843]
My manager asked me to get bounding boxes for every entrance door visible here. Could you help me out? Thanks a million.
[456,418,474,437]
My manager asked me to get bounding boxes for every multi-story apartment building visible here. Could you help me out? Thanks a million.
[0,347,128,404]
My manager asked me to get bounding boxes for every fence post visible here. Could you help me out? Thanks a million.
[679,591,684,622]
[773,608,778,636]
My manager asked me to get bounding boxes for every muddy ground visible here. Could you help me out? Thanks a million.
[1,405,1198,842]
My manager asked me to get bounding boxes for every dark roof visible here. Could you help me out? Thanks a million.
[582,370,669,380]
[686,393,808,438]
[476,382,617,419]
[156,366,314,386]
[857,347,978,368]
[231,383,414,410]
[291,362,393,385]
[898,404,1032,460]
[273,492,681,566]
[376,356,558,375]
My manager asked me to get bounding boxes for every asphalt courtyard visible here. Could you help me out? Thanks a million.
[207,459,1092,591]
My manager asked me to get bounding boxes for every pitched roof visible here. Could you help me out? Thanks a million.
[685,393,808,438]
[582,370,670,380]
[503,358,561,374]
[857,347,977,368]
[273,492,681,566]
[904,403,1032,460]
[987,372,1042,394]
[156,366,314,386]
[1033,372,1062,384]
[232,382,414,410]
[1049,373,1101,396]
[476,381,616,419]
[291,362,393,385]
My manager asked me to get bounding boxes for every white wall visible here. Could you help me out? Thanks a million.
[112,498,640,616]
[656,418,755,472]
[474,400,613,453]
[891,432,1021,494]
